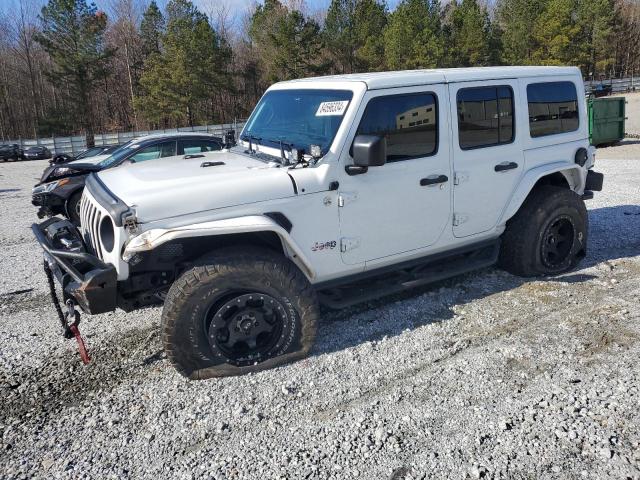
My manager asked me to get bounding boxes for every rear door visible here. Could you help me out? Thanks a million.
[448,80,524,237]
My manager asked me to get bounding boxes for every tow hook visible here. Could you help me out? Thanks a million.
[63,300,91,365]
[43,261,91,364]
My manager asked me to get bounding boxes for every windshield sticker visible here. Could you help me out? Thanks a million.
[316,101,349,116]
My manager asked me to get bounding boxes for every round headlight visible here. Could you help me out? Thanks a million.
[99,216,115,253]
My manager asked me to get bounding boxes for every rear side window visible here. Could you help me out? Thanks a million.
[457,86,514,149]
[178,139,222,155]
[356,93,438,161]
[527,81,579,137]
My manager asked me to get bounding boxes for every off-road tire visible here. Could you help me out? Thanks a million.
[161,248,319,379]
[67,191,83,225]
[499,185,588,277]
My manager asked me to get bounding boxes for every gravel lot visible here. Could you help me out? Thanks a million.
[1,133,639,478]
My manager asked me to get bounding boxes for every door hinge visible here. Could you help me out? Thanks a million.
[340,237,361,253]
[453,172,469,185]
[337,192,358,207]
[453,213,468,226]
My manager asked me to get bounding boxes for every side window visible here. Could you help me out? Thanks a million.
[355,92,437,162]
[457,86,514,149]
[527,81,579,138]
[178,139,222,155]
[129,141,176,163]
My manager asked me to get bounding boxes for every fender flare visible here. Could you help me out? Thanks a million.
[499,162,584,225]
[122,215,316,280]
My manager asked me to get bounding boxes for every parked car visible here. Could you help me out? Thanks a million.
[23,146,52,160]
[32,66,603,379]
[0,144,24,161]
[50,144,121,165]
[591,83,613,97]
[32,133,223,224]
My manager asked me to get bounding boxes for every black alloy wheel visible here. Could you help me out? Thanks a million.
[206,292,288,366]
[540,215,576,268]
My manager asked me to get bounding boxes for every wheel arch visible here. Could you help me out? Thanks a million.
[125,215,316,281]
[500,163,584,226]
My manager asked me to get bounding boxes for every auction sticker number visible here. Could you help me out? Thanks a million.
[316,101,349,116]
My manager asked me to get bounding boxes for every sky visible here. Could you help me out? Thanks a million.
[0,0,345,24]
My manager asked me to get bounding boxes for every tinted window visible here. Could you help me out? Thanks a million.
[527,81,579,137]
[178,139,221,155]
[457,86,514,149]
[129,141,176,163]
[356,93,437,161]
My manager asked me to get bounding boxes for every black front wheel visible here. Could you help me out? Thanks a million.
[161,248,319,379]
[499,185,588,277]
[66,191,83,225]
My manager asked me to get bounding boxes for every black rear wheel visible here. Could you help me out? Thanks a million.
[499,185,588,277]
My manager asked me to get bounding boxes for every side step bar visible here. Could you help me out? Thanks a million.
[317,240,500,309]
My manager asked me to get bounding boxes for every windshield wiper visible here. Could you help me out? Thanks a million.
[241,134,262,154]
[261,138,295,165]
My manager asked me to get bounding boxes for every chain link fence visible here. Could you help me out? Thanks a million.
[3,120,245,156]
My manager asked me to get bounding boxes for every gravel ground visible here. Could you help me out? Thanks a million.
[1,145,639,479]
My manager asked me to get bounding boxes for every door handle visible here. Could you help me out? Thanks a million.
[420,174,448,186]
[494,161,518,172]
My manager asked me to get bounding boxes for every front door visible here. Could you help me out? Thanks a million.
[338,85,452,265]
[448,80,524,237]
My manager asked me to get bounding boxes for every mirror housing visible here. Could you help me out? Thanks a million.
[347,135,386,175]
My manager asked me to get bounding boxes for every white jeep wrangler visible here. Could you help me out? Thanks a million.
[33,66,603,379]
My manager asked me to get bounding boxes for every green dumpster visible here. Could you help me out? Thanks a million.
[588,96,626,146]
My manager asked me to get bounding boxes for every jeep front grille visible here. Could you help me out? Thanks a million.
[79,192,103,260]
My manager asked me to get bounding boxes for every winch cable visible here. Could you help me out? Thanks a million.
[43,261,91,364]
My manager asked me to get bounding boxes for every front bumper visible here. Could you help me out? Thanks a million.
[32,218,117,314]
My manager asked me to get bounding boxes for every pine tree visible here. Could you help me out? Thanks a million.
[384,0,444,70]
[323,0,388,73]
[140,0,164,58]
[447,0,493,67]
[353,0,388,72]
[35,0,114,144]
[324,0,357,73]
[136,0,229,126]
[497,0,546,65]
[576,0,615,78]
[531,0,580,66]
[249,0,325,83]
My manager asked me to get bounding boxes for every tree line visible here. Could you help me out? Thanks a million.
[0,0,639,143]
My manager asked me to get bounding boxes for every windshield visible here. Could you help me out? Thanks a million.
[97,140,138,168]
[241,89,353,157]
[76,147,103,160]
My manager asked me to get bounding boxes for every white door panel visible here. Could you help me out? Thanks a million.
[338,84,452,265]
[448,80,524,237]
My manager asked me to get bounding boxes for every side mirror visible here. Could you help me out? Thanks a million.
[346,135,386,176]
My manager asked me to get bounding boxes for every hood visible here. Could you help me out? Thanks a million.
[96,151,297,223]
[39,160,103,183]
